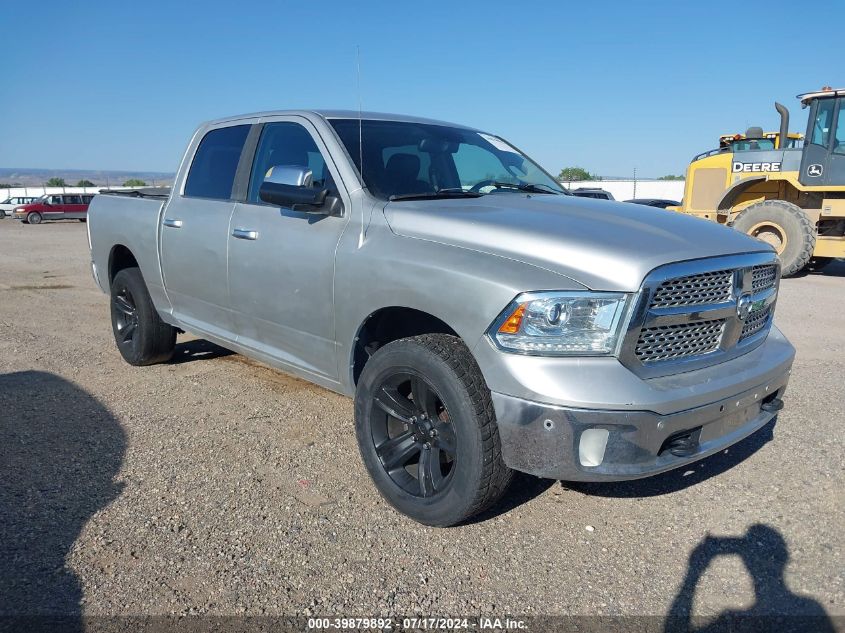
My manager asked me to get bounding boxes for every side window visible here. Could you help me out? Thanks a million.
[66,195,82,204]
[811,99,835,147]
[82,195,94,203]
[50,195,61,204]
[247,122,333,204]
[184,124,250,200]
[834,101,845,155]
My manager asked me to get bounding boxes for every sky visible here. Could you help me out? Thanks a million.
[1,0,842,178]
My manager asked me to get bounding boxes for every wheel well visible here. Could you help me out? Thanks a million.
[108,245,138,284]
[720,178,820,213]
[352,307,459,385]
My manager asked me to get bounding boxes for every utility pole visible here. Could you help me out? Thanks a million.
[632,167,637,199]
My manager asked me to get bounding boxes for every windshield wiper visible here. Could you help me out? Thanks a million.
[485,181,562,194]
[389,189,483,201]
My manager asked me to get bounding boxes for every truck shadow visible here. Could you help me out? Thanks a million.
[564,418,776,499]
[664,524,836,633]
[167,338,234,364]
[462,472,556,525]
[0,371,126,631]
[464,420,776,524]
[790,258,845,278]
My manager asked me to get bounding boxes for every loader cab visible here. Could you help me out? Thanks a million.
[798,89,845,187]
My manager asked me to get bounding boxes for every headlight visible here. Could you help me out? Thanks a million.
[488,291,631,356]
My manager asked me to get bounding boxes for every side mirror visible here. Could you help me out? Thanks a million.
[258,165,328,212]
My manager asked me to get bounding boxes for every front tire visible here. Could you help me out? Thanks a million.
[354,334,512,526]
[110,267,176,365]
[732,200,815,276]
[26,212,42,225]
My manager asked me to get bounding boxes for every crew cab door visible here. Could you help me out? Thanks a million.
[159,123,251,338]
[227,117,349,380]
[800,97,845,186]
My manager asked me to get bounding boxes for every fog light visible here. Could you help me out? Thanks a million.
[579,428,609,467]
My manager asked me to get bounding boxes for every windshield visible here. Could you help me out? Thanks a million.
[730,138,776,152]
[329,119,564,200]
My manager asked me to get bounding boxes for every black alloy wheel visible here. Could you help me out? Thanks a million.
[370,371,458,498]
[112,286,140,353]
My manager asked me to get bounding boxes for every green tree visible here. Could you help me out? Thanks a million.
[77,179,96,187]
[658,174,685,180]
[0,183,12,189]
[46,177,67,187]
[123,179,147,187]
[558,167,597,182]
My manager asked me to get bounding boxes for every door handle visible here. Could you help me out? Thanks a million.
[163,218,183,228]
[232,228,258,240]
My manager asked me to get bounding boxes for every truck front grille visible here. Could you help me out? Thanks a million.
[740,304,772,341]
[651,269,733,308]
[635,319,725,362]
[751,264,778,293]
[621,254,781,377]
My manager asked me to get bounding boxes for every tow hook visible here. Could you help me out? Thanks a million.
[761,397,784,413]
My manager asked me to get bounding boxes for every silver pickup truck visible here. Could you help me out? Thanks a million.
[87,111,795,526]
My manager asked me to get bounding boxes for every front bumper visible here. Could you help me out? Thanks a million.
[487,331,794,481]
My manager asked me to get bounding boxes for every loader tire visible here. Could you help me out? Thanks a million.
[732,200,815,276]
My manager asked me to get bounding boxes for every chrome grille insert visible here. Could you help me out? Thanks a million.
[740,305,772,341]
[651,269,733,308]
[751,264,778,293]
[636,320,724,363]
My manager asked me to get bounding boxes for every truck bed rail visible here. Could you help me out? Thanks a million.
[98,187,171,199]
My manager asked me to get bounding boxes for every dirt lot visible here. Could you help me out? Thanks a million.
[0,220,842,629]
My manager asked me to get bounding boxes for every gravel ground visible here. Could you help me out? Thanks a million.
[0,220,842,628]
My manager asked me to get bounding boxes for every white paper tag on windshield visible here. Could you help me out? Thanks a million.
[479,133,519,154]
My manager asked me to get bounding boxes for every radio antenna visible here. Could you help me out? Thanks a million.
[356,45,364,189]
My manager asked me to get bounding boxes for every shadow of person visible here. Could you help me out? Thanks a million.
[0,371,126,632]
[567,419,776,499]
[664,524,836,633]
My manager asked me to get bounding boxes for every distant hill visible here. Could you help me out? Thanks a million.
[0,167,174,187]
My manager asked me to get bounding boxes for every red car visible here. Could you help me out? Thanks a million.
[13,193,94,224]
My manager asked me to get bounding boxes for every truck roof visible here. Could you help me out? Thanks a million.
[206,110,479,131]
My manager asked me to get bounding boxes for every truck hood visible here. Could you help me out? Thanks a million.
[383,194,771,291]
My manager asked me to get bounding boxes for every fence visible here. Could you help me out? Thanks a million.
[561,179,685,202]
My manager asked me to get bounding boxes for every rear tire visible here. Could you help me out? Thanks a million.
[732,200,815,276]
[26,212,42,225]
[354,334,512,526]
[110,267,176,366]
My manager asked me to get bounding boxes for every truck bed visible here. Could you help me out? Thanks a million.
[88,192,170,313]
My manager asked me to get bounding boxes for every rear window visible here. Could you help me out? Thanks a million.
[184,125,250,200]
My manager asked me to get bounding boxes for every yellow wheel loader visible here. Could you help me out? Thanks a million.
[718,131,803,152]
[671,88,845,275]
